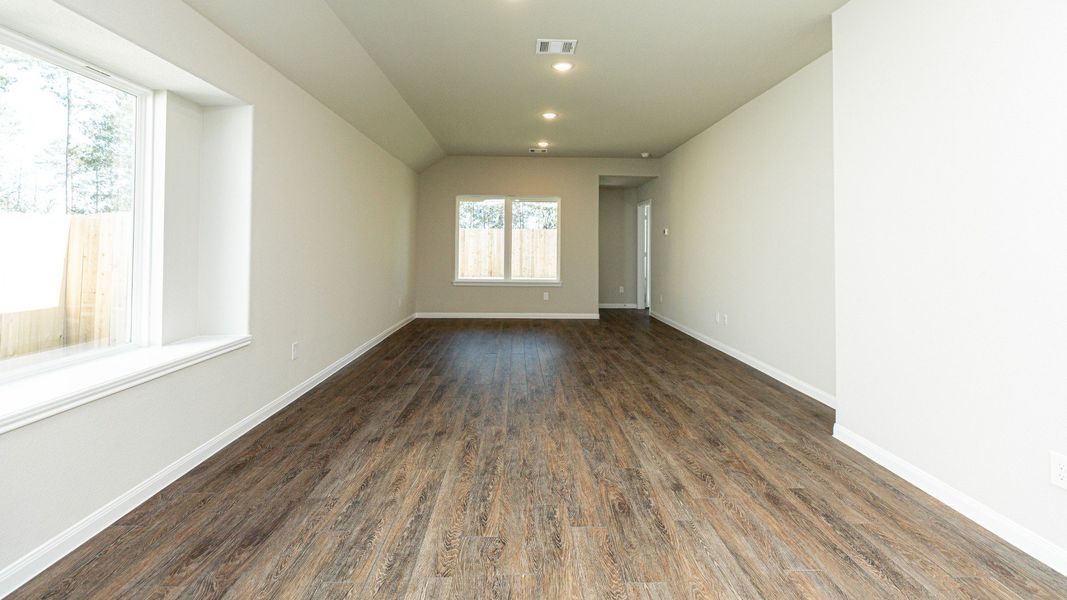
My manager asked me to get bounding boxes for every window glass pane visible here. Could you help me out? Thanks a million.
[0,42,137,367]
[457,197,504,279]
[511,199,558,280]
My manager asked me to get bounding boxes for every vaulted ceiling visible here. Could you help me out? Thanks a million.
[183,0,847,170]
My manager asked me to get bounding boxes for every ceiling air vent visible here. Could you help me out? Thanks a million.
[536,39,577,55]
[529,147,548,154]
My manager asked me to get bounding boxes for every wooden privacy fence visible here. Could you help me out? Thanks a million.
[458,229,505,279]
[512,229,558,279]
[0,213,131,360]
[457,228,558,280]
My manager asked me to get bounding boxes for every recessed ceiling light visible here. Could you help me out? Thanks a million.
[542,112,558,120]
[552,62,574,72]
[537,141,550,148]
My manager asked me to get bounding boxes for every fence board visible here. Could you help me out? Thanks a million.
[457,228,505,279]
[457,228,557,280]
[0,213,131,360]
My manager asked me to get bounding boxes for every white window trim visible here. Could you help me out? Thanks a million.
[452,281,563,287]
[0,28,253,433]
[0,335,251,434]
[453,195,562,286]
[0,26,149,96]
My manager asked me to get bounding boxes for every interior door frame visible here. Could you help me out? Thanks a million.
[636,199,651,310]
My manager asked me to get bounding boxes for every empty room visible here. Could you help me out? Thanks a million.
[1,0,1065,598]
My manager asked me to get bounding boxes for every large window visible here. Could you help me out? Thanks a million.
[456,196,560,284]
[0,25,254,433]
[0,32,147,374]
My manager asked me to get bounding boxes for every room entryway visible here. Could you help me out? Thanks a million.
[597,176,656,313]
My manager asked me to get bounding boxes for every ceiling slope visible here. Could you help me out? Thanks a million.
[182,0,444,171]
[325,0,848,158]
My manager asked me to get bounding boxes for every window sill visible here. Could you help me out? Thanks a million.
[453,280,562,287]
[0,334,252,435]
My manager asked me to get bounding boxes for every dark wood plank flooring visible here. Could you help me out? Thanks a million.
[11,310,1067,599]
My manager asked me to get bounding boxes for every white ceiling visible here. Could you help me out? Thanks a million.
[183,0,846,168]
[182,0,444,170]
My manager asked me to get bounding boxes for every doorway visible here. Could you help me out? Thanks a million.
[596,176,656,312]
[636,200,651,310]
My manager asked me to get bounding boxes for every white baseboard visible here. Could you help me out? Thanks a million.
[833,425,1067,577]
[0,314,416,598]
[598,303,638,309]
[415,312,599,320]
[649,311,835,409]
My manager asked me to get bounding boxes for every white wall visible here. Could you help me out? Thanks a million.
[598,187,639,306]
[833,0,1067,572]
[637,53,835,404]
[416,156,658,316]
[197,105,253,335]
[0,0,418,583]
[157,92,203,344]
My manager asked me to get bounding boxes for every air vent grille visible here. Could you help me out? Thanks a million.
[536,39,577,55]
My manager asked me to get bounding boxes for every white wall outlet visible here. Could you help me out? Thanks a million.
[716,312,722,324]
[291,342,299,361]
[663,227,669,236]
[618,286,624,294]
[1052,451,1067,490]
[543,292,550,301]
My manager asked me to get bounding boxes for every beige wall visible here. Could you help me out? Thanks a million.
[598,187,639,306]
[834,0,1067,568]
[637,53,835,402]
[416,156,658,315]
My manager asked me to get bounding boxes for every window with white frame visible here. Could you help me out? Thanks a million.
[0,24,255,434]
[0,31,150,374]
[455,196,560,284]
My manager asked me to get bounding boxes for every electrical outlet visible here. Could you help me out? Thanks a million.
[543,292,550,301]
[291,342,299,361]
[716,312,722,324]
[663,227,669,236]
[1052,452,1067,490]
[618,286,624,294]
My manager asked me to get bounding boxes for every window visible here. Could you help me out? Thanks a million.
[455,196,560,284]
[456,197,505,280]
[0,31,148,375]
[0,26,253,434]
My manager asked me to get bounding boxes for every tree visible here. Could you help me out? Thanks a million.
[70,110,131,213]
[46,72,73,213]
[512,201,558,229]
[0,47,29,211]
[0,46,65,214]
[459,199,505,229]
[32,57,135,214]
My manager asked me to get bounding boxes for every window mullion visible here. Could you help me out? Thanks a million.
[503,197,513,281]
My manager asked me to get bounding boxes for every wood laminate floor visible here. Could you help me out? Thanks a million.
[11,310,1067,599]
